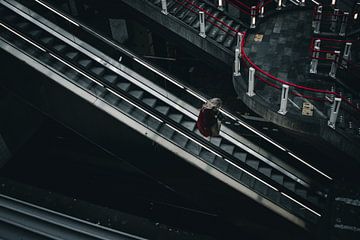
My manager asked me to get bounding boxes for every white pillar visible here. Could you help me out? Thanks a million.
[278,84,289,115]
[247,67,256,96]
[329,50,340,78]
[277,0,282,10]
[331,0,336,6]
[339,12,349,36]
[328,97,341,129]
[314,6,322,34]
[218,0,224,10]
[300,0,305,6]
[342,42,352,66]
[310,46,320,74]
[161,0,168,15]
[330,9,339,32]
[250,6,256,28]
[259,1,264,18]
[234,48,241,76]
[199,11,206,38]
[236,32,243,52]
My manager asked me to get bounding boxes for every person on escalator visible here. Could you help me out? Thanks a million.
[196,98,224,138]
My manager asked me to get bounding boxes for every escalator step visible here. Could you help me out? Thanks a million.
[259,167,272,177]
[307,195,319,206]
[91,84,106,97]
[240,172,255,188]
[144,116,162,131]
[15,22,30,29]
[220,144,235,155]
[246,159,259,170]
[142,98,157,108]
[4,14,18,22]
[295,189,307,199]
[168,113,183,123]
[199,149,216,164]
[210,137,222,147]
[116,82,131,92]
[76,76,92,89]
[90,67,105,76]
[103,74,118,84]
[78,59,92,68]
[186,140,202,155]
[182,121,196,131]
[131,108,148,122]
[159,124,175,139]
[171,132,189,148]
[65,51,79,60]
[28,29,42,38]
[233,151,247,162]
[254,180,268,195]
[227,164,242,180]
[213,157,229,172]
[155,105,170,116]
[40,36,54,45]
[104,92,120,105]
[284,181,296,192]
[128,90,144,99]
[53,44,67,52]
[271,174,284,185]
[117,99,134,114]
[280,194,294,211]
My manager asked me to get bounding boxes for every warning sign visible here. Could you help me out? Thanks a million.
[302,102,314,116]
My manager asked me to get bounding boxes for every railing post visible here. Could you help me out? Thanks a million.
[236,32,243,50]
[234,48,241,76]
[278,84,289,115]
[331,0,336,6]
[161,0,168,15]
[314,5,322,34]
[259,1,264,18]
[277,0,282,10]
[329,50,340,78]
[218,0,224,10]
[330,9,339,32]
[300,0,305,7]
[250,6,256,28]
[310,45,320,74]
[328,97,341,129]
[199,11,206,38]
[247,67,256,96]
[342,42,352,66]
[339,12,349,36]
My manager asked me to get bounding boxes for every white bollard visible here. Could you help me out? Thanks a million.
[161,0,168,15]
[277,0,282,10]
[250,6,256,28]
[329,50,340,78]
[199,11,206,38]
[300,0,305,6]
[310,46,320,74]
[314,6,323,34]
[331,0,336,6]
[218,0,224,10]
[258,1,264,18]
[342,42,352,66]
[328,97,341,129]
[234,48,241,76]
[314,39,321,48]
[247,67,256,96]
[330,9,339,32]
[236,32,243,51]
[278,84,289,115]
[339,12,349,36]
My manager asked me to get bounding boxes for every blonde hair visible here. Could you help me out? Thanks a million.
[202,98,222,110]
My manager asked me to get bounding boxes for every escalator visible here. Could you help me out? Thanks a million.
[0,0,333,231]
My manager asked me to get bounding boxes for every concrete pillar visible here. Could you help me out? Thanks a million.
[199,11,206,38]
[278,84,289,115]
[247,67,256,96]
[328,97,341,129]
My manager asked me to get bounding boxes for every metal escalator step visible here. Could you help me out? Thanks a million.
[266,188,281,203]
[171,132,189,148]
[259,167,272,177]
[307,195,319,206]
[91,84,106,97]
[90,67,105,76]
[220,144,235,155]
[246,159,259,170]
[52,60,66,72]
[185,140,202,156]
[284,181,296,192]
[199,149,216,164]
[254,180,268,195]
[76,76,92,89]
[15,21,30,29]
[169,4,182,15]
[184,14,197,25]
[271,174,284,185]
[65,51,79,60]
[159,124,175,139]
[53,44,67,52]
[144,116,162,131]
[280,194,294,211]
[210,137,222,146]
[117,99,134,113]
[4,14,18,22]
[168,113,183,123]
[192,19,200,29]
[128,90,144,99]
[116,82,131,92]
[208,16,225,38]
[182,121,196,131]
[28,29,42,38]
[78,59,92,68]
[227,164,242,180]
[295,189,307,199]
[233,151,246,162]
[104,92,120,105]
[131,108,148,122]
[40,36,54,45]
[142,98,157,108]
[240,172,255,188]
[213,157,229,172]
[155,105,170,115]
[103,74,118,84]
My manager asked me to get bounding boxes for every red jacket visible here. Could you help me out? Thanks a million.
[196,108,217,137]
